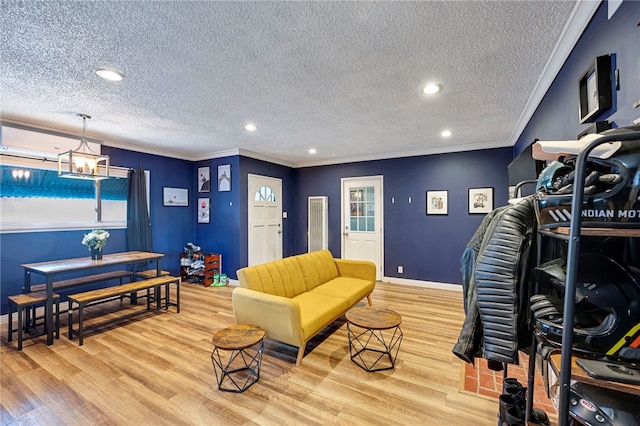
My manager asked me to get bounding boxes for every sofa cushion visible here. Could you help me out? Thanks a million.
[292,292,349,341]
[237,256,306,297]
[309,277,375,307]
[296,249,339,291]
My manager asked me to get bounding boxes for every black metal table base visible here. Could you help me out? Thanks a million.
[211,340,264,392]
[347,323,403,372]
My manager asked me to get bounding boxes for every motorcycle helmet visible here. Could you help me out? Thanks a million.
[534,125,640,229]
[568,382,640,426]
[531,252,640,357]
[535,160,572,193]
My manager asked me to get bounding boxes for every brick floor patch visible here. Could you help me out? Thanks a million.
[462,353,557,418]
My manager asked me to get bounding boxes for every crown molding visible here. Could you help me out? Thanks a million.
[293,138,513,168]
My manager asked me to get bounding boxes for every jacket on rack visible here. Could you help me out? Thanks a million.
[453,196,537,365]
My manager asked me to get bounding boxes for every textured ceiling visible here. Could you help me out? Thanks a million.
[1,1,589,167]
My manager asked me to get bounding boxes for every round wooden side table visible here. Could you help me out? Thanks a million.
[345,306,403,372]
[211,324,265,392]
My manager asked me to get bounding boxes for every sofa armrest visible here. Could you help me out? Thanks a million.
[231,287,304,347]
[334,258,376,282]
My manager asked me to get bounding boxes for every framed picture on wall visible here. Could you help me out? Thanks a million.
[198,198,210,223]
[426,190,448,215]
[218,164,231,192]
[163,187,188,207]
[468,187,494,214]
[578,55,612,124]
[198,166,211,193]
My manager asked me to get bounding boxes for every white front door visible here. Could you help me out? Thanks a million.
[341,176,383,280]
[248,174,283,266]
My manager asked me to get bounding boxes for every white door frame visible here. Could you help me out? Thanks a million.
[340,175,384,280]
[247,174,283,266]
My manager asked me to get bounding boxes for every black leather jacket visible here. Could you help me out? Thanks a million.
[453,196,536,365]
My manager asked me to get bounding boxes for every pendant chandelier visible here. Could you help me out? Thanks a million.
[58,114,110,180]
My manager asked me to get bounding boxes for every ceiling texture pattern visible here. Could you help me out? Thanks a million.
[1,1,592,167]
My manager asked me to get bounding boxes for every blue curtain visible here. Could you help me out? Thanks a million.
[127,167,153,252]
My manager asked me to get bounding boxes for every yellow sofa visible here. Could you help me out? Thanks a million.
[233,250,376,366]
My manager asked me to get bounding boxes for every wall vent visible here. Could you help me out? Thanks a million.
[308,196,328,252]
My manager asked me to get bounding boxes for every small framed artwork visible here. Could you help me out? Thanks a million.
[218,164,231,192]
[198,166,211,193]
[198,198,210,223]
[578,55,612,124]
[469,187,494,214]
[426,190,448,215]
[163,187,188,207]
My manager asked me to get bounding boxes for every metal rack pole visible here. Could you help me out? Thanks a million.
[557,130,640,426]
[524,232,544,423]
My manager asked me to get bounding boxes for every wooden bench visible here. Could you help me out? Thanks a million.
[68,276,180,345]
[30,269,154,306]
[134,269,170,279]
[27,270,134,293]
[7,291,61,350]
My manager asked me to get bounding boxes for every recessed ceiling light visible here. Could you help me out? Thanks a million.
[96,69,124,82]
[423,83,442,95]
[308,148,317,154]
[441,130,452,137]
[245,124,256,132]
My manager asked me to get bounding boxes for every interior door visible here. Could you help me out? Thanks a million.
[341,176,383,280]
[248,174,283,266]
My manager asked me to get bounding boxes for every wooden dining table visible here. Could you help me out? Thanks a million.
[21,251,165,345]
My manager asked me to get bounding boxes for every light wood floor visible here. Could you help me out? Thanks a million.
[1,282,502,425]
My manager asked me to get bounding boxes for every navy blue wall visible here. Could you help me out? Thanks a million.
[192,156,242,280]
[0,228,128,315]
[186,155,296,280]
[294,147,513,284]
[239,156,298,265]
[515,0,640,155]
[0,147,193,314]
[105,147,195,270]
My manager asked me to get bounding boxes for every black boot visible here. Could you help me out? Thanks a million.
[502,378,521,393]
[505,398,549,426]
[505,399,525,426]
[504,385,527,399]
[498,394,518,426]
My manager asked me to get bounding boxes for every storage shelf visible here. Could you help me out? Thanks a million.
[534,129,640,426]
[549,353,640,396]
[551,227,640,237]
[180,252,221,286]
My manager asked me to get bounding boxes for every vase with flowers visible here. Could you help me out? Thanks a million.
[82,229,110,260]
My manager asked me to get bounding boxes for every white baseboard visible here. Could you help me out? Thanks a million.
[381,276,462,292]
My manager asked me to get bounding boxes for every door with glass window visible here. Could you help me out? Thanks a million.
[248,174,282,266]
[341,176,383,280]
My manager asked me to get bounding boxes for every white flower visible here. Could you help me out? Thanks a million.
[82,229,110,250]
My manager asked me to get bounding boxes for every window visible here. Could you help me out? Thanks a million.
[349,186,375,232]
[0,161,128,232]
[254,185,276,202]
